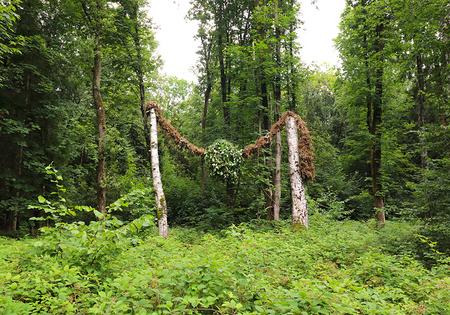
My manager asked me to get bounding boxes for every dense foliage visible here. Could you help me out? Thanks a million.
[2,219,450,314]
[205,140,243,184]
[1,0,449,312]
[1,0,447,230]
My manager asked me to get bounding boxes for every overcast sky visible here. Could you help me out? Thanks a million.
[149,0,346,82]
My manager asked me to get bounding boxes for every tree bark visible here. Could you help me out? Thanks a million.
[286,116,307,229]
[150,108,168,238]
[93,34,107,215]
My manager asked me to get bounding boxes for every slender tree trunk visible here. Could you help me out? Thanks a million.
[127,4,151,163]
[255,0,273,218]
[10,59,32,232]
[286,116,307,229]
[225,182,236,209]
[150,108,168,237]
[202,82,212,198]
[416,54,428,170]
[137,52,150,163]
[436,61,448,127]
[10,72,30,232]
[272,1,281,220]
[263,146,273,220]
[255,0,269,131]
[9,143,23,232]
[364,34,372,131]
[287,0,297,112]
[93,34,107,215]
[273,132,281,220]
[217,11,235,206]
[139,75,151,162]
[218,32,229,126]
[201,30,213,199]
[371,23,385,223]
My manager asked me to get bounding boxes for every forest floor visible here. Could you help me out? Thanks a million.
[1,217,450,314]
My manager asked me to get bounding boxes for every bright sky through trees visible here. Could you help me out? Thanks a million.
[149,0,346,82]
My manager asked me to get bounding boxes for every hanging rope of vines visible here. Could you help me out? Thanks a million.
[144,101,314,180]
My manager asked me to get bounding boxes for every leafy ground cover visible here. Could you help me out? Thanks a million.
[1,217,450,314]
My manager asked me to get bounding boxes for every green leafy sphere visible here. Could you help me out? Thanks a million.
[204,139,243,184]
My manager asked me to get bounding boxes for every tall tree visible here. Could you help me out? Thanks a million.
[196,23,216,197]
[110,0,160,163]
[336,0,391,222]
[78,0,112,214]
[149,106,168,237]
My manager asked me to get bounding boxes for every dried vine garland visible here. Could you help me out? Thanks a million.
[144,101,205,155]
[144,102,314,180]
[242,111,314,180]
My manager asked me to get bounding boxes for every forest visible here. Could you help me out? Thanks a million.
[1,0,450,313]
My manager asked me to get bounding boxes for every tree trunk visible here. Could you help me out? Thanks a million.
[8,143,23,232]
[416,54,428,170]
[272,1,281,221]
[201,82,212,198]
[150,108,168,238]
[286,116,307,229]
[436,60,448,127]
[137,50,150,163]
[218,31,229,126]
[225,182,236,209]
[255,0,272,219]
[264,151,273,220]
[128,3,151,164]
[287,0,297,112]
[273,131,281,220]
[93,34,107,215]
[371,23,385,223]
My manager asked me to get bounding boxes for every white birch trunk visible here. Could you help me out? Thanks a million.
[150,108,168,237]
[286,116,308,229]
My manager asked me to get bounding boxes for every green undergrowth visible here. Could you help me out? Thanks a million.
[1,217,450,314]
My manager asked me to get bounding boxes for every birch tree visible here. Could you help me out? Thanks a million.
[286,116,308,229]
[150,108,168,237]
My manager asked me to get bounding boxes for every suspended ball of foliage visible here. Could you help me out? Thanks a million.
[205,139,243,184]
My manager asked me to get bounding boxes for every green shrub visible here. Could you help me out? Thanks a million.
[27,165,155,273]
[2,217,450,314]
